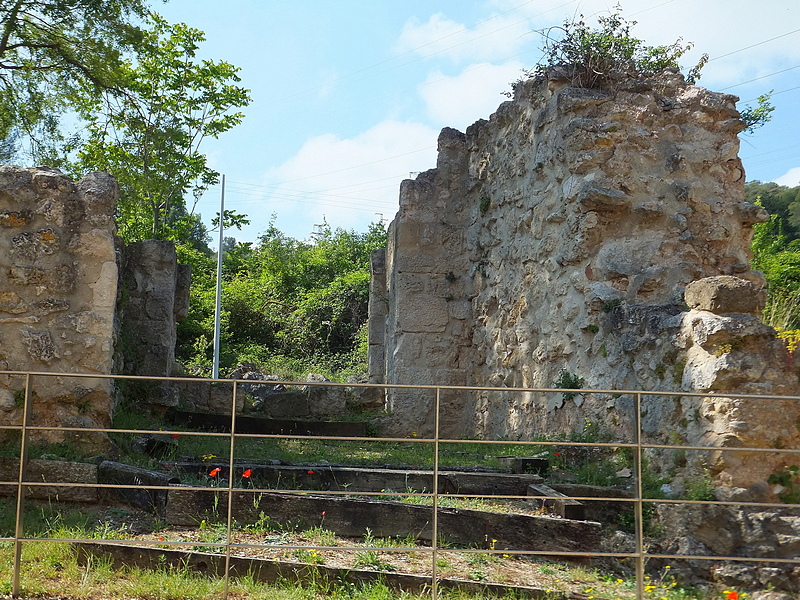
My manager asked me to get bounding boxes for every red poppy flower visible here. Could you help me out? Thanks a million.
[209,467,221,477]
[171,434,180,438]
[307,470,314,475]
[725,592,739,600]
[554,452,562,456]
[242,469,252,478]
[321,511,326,516]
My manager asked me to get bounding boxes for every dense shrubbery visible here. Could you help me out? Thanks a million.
[748,181,800,328]
[176,220,386,380]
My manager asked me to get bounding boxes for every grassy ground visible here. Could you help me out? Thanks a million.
[0,500,742,600]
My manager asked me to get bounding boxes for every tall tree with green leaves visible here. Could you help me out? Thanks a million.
[0,0,151,162]
[72,14,251,242]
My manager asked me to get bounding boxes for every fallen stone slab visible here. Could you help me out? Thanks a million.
[548,484,636,524]
[0,457,97,502]
[167,461,542,496]
[170,409,368,436]
[98,460,180,517]
[527,483,586,521]
[166,488,602,554]
[74,541,578,599]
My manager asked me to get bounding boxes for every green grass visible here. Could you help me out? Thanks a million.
[0,503,743,600]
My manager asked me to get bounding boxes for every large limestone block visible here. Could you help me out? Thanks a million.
[684,276,766,315]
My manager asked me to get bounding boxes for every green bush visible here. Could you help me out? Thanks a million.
[517,9,703,91]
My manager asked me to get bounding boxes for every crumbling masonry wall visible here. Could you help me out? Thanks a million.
[370,70,800,491]
[0,166,190,452]
[0,166,119,452]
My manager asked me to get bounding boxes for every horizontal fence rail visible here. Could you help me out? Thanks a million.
[1,370,799,599]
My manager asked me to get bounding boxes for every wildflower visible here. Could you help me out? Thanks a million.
[242,469,252,478]
[645,585,656,592]
[171,434,180,438]
[554,452,562,456]
[321,511,326,516]
[307,470,314,475]
[724,592,739,600]
[209,467,221,477]
[616,579,624,584]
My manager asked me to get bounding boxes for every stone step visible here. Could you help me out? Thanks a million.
[74,541,579,599]
[170,409,369,436]
[167,461,542,496]
[166,487,602,554]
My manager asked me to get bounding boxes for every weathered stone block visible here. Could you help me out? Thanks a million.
[684,275,766,314]
[0,457,97,502]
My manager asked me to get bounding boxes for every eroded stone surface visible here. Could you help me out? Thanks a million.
[370,71,800,492]
[685,275,766,314]
[0,166,118,453]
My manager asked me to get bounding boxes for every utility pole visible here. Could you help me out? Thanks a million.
[212,174,225,379]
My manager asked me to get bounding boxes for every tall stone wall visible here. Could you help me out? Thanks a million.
[0,166,119,452]
[372,70,800,490]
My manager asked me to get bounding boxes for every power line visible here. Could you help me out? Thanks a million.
[709,28,800,62]
[720,64,800,91]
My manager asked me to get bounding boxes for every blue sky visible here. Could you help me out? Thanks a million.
[153,0,800,245]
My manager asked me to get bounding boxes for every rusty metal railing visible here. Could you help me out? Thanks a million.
[1,370,799,599]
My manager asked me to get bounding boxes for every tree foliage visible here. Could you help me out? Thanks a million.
[749,181,800,328]
[0,0,150,162]
[177,221,387,379]
[72,13,251,242]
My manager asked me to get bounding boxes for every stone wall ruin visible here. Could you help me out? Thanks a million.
[370,69,800,492]
[0,166,119,452]
[0,166,189,452]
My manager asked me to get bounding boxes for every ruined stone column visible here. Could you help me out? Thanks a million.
[0,166,119,452]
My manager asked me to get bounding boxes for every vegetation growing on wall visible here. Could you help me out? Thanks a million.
[506,8,705,94]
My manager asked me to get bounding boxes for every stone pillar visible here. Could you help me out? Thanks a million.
[677,276,800,490]
[117,240,189,378]
[383,128,477,436]
[0,166,119,453]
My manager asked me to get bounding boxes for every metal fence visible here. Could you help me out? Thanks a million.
[2,370,800,599]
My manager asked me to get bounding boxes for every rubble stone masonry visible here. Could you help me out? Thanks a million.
[371,70,800,492]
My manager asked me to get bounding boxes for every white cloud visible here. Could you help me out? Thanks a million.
[396,12,536,63]
[251,120,439,239]
[419,62,527,128]
[776,167,800,188]
[483,0,800,90]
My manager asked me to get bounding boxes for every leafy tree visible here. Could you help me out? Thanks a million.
[72,14,251,242]
[746,181,800,241]
[0,0,150,162]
